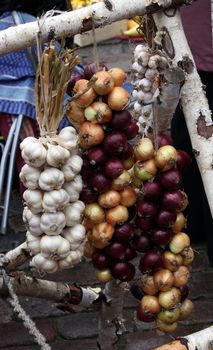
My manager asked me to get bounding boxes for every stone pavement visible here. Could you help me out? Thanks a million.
[0,37,213,349]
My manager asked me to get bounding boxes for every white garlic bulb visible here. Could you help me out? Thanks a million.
[70,175,83,193]
[40,235,70,260]
[32,253,58,273]
[57,126,78,151]
[42,189,69,212]
[40,212,66,235]
[21,139,47,168]
[62,224,86,244]
[26,231,41,255]
[58,250,82,270]
[46,144,70,168]
[20,136,38,151]
[39,168,64,191]
[23,189,43,214]
[63,182,80,202]
[19,164,41,190]
[71,200,85,213]
[62,155,83,181]
[23,207,42,236]
[64,203,83,227]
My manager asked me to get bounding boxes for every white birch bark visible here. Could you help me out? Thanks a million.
[153,9,213,217]
[0,0,184,56]
[154,325,213,350]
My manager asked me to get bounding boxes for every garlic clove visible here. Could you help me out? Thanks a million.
[57,126,78,151]
[21,139,47,168]
[62,155,83,181]
[26,231,41,255]
[63,182,80,202]
[23,207,42,236]
[64,204,83,227]
[19,164,41,190]
[40,235,70,260]
[32,253,58,273]
[40,212,66,235]
[46,144,70,168]
[39,168,64,191]
[23,189,43,214]
[62,224,86,243]
[58,250,82,270]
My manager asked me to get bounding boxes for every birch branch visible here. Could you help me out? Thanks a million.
[0,0,188,56]
[154,325,213,350]
[152,9,213,217]
[5,242,30,272]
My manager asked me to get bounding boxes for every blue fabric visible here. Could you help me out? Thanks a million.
[0,12,37,119]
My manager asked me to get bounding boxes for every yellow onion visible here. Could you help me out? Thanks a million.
[93,71,114,95]
[154,269,174,292]
[157,308,180,324]
[120,186,137,207]
[156,319,178,333]
[123,158,135,170]
[106,205,129,226]
[84,101,112,124]
[84,203,105,224]
[179,299,194,320]
[172,212,187,233]
[169,232,190,254]
[98,190,121,209]
[66,100,85,124]
[141,295,161,314]
[84,239,95,258]
[74,79,96,107]
[134,138,155,161]
[134,159,157,181]
[181,246,194,266]
[79,122,105,149]
[92,222,114,242]
[155,145,178,171]
[108,67,126,86]
[162,251,183,272]
[95,268,113,283]
[107,87,130,111]
[141,274,158,296]
[158,287,181,309]
[112,170,131,191]
[173,265,190,287]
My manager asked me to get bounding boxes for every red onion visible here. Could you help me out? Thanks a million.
[80,186,99,204]
[111,261,135,281]
[103,158,124,179]
[123,121,139,140]
[91,173,112,193]
[125,245,137,261]
[114,223,134,242]
[136,305,156,322]
[176,149,191,171]
[84,62,108,80]
[103,131,128,156]
[160,169,182,190]
[81,156,93,181]
[128,205,137,221]
[179,285,189,302]
[137,200,158,218]
[143,182,163,201]
[157,134,174,148]
[131,234,152,253]
[110,110,132,131]
[139,251,163,273]
[104,242,126,260]
[161,190,188,212]
[120,142,134,159]
[87,146,107,165]
[92,251,109,270]
[135,216,153,231]
[130,281,144,300]
[155,209,177,229]
[151,229,171,247]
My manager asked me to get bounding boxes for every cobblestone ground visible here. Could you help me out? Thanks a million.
[0,38,213,350]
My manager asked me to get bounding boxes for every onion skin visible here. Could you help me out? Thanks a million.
[141,274,158,296]
[84,203,105,224]
[176,149,192,171]
[141,295,161,314]
[139,251,163,273]
[110,110,132,131]
[95,269,112,283]
[66,100,85,124]
[107,87,130,111]
[143,181,163,201]
[106,205,129,226]
[155,145,178,172]
[173,265,190,287]
[155,209,177,229]
[67,71,85,96]
[84,62,108,80]
[111,261,135,281]
[172,212,186,233]
[104,242,126,260]
[162,251,183,272]
[154,269,174,292]
[181,246,195,266]
[160,169,182,190]
[103,159,124,179]
[111,170,131,191]
[84,101,112,124]
[113,223,134,242]
[156,319,178,333]
[169,232,190,254]
[135,216,153,231]
[92,251,109,269]
[91,173,112,193]
[103,131,127,156]
[108,67,126,86]
[157,308,180,324]
[84,240,95,258]
[74,79,96,108]
[92,222,114,242]
[79,122,105,149]
[130,281,145,300]
[161,190,188,212]
[157,134,174,148]
[87,146,107,165]
[120,186,137,207]
[158,287,181,309]
[151,229,171,248]
[134,138,155,162]
[93,71,114,95]
[123,157,134,170]
[80,186,99,204]
[136,305,156,322]
[137,200,158,218]
[134,159,157,181]
[179,299,194,320]
[98,190,121,209]
[131,234,152,253]
[123,121,139,140]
